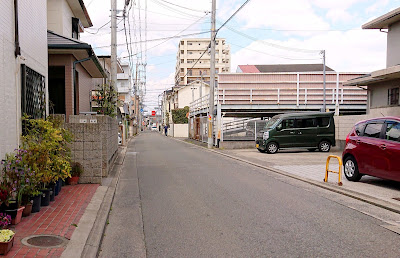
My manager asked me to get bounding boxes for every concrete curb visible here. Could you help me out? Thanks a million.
[61,138,130,258]
[176,138,400,215]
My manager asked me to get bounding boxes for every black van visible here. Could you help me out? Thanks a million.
[256,112,335,154]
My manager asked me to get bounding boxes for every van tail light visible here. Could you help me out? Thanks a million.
[346,133,350,144]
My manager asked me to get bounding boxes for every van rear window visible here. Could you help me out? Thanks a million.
[317,117,330,127]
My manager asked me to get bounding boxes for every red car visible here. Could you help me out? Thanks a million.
[342,117,400,182]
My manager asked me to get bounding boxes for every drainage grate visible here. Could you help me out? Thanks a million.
[22,235,68,248]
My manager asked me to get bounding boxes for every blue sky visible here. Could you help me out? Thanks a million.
[81,0,400,113]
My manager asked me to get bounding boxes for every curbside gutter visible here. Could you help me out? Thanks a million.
[177,138,400,215]
[61,138,131,258]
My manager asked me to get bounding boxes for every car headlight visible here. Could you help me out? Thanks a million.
[263,131,269,140]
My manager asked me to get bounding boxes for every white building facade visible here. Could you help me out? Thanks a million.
[175,38,230,86]
[0,0,48,160]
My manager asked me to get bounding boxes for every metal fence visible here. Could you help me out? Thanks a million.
[222,118,268,141]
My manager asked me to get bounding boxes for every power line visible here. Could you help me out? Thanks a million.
[227,41,321,61]
[156,0,209,13]
[216,0,251,34]
[221,21,320,53]
[150,0,206,19]
[94,31,210,49]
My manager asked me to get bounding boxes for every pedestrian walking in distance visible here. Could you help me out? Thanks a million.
[164,125,168,136]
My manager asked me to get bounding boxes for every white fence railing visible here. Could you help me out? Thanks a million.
[190,87,366,114]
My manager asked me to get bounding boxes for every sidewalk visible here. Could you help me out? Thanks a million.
[5,184,99,257]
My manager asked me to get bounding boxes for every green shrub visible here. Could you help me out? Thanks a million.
[172,106,189,124]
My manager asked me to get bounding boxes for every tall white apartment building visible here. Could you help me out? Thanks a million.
[175,38,231,86]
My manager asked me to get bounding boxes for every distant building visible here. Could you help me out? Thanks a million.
[345,7,400,116]
[117,63,133,116]
[175,38,230,86]
[217,64,367,115]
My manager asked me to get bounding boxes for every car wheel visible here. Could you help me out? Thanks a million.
[308,148,317,152]
[318,141,331,152]
[344,156,362,181]
[266,142,278,154]
[257,148,266,153]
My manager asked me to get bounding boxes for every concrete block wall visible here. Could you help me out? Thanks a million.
[66,115,118,183]
[334,106,400,149]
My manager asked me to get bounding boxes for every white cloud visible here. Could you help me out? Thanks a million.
[326,9,353,23]
[234,0,330,31]
[231,29,386,72]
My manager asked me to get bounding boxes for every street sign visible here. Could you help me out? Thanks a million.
[140,108,143,113]
[152,110,156,116]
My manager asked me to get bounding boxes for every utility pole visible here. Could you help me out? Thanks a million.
[208,0,216,149]
[111,0,117,112]
[322,50,326,112]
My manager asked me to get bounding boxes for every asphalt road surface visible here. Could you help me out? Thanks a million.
[100,132,400,257]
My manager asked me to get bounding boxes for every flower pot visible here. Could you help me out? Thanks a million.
[41,189,51,207]
[55,180,60,196]
[5,207,24,225]
[49,184,56,202]
[22,203,32,217]
[58,178,63,192]
[0,234,14,255]
[67,176,80,185]
[31,195,41,213]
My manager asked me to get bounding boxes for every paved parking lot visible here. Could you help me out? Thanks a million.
[220,148,400,206]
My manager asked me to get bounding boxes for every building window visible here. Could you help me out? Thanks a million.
[180,50,184,54]
[181,41,184,45]
[188,52,193,54]
[21,64,46,119]
[188,42,192,45]
[188,70,192,76]
[388,87,399,105]
[72,18,80,39]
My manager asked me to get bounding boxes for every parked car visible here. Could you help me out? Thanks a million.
[151,125,158,131]
[256,112,335,154]
[342,117,400,182]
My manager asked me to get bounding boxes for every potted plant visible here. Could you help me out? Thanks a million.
[0,149,31,224]
[68,162,83,185]
[0,229,15,255]
[21,118,72,206]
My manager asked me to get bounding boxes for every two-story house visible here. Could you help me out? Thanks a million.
[47,0,107,121]
[0,0,48,160]
[345,7,400,116]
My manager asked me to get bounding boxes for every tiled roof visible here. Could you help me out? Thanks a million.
[255,64,334,73]
[47,30,91,49]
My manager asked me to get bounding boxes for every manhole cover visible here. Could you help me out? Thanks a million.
[22,235,68,248]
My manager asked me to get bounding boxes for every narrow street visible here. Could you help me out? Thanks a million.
[99,132,400,257]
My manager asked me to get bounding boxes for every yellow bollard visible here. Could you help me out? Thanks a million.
[324,155,343,186]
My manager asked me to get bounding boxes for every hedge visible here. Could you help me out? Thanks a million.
[172,106,189,124]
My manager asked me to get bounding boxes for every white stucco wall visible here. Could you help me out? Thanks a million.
[173,124,189,138]
[387,21,400,68]
[369,79,400,109]
[177,82,210,108]
[47,0,74,37]
[0,0,48,160]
